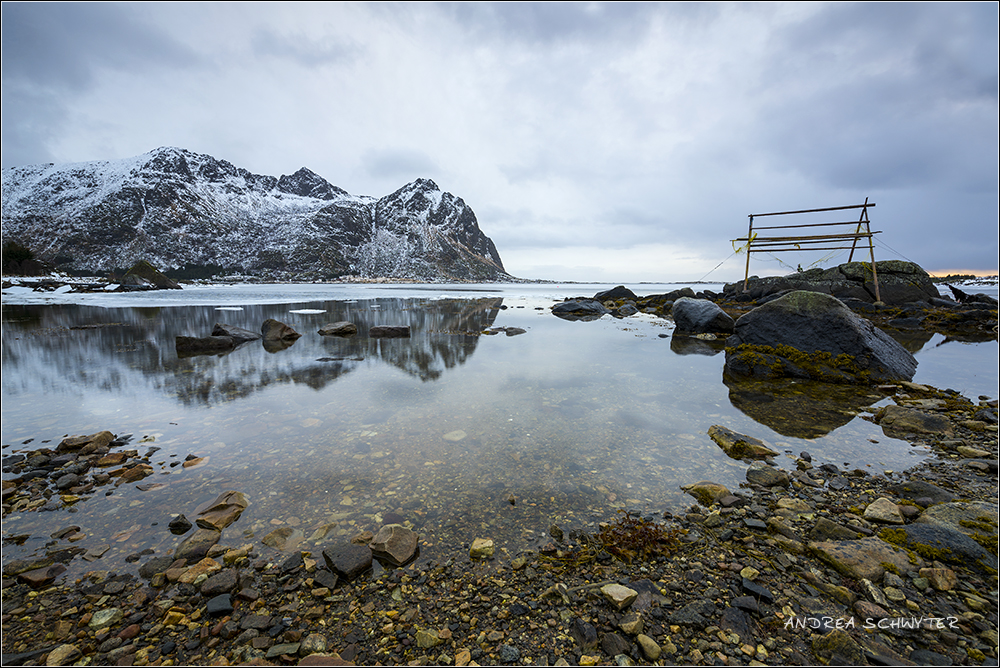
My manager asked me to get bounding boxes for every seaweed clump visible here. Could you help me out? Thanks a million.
[598,511,685,564]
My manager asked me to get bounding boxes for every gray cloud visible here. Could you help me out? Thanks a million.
[1,2,995,279]
[250,28,358,67]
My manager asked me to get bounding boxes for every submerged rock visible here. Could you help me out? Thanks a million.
[707,425,777,460]
[723,291,918,384]
[369,524,419,567]
[175,335,235,356]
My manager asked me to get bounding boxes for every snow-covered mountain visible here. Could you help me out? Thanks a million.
[1,147,509,281]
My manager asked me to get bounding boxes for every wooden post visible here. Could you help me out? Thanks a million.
[847,197,869,263]
[742,215,754,291]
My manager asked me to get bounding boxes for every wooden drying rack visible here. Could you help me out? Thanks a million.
[734,198,881,301]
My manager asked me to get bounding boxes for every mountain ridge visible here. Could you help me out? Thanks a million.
[1,147,509,281]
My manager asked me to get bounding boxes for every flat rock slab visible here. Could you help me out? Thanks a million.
[322,544,372,581]
[886,480,956,506]
[887,523,996,572]
[318,321,358,336]
[808,536,921,581]
[195,490,249,531]
[707,425,777,460]
[914,501,998,538]
[876,405,953,437]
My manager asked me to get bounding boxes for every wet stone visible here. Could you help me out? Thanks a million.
[322,544,372,581]
[569,617,599,651]
[200,569,238,597]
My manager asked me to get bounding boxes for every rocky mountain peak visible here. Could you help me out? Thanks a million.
[1,148,510,282]
[277,167,348,200]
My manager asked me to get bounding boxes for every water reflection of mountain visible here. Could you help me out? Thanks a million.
[723,372,884,439]
[1,298,502,407]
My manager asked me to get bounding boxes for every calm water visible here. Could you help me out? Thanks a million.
[2,283,996,579]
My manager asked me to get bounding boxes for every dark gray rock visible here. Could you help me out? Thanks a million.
[740,578,774,604]
[551,300,610,321]
[200,569,238,597]
[594,286,638,301]
[322,544,372,581]
[174,527,222,562]
[206,594,234,616]
[672,297,735,334]
[746,465,790,488]
[168,514,192,535]
[138,556,175,579]
[211,323,262,343]
[669,600,715,627]
[886,480,956,506]
[894,523,997,572]
[809,517,861,541]
[724,291,918,384]
[569,617,599,651]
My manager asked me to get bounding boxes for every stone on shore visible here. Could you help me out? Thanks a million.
[322,544,373,581]
[369,524,419,567]
[681,481,731,506]
[175,527,222,562]
[863,497,905,524]
[808,536,920,581]
[470,538,495,559]
[551,300,610,321]
[600,583,638,610]
[875,405,954,437]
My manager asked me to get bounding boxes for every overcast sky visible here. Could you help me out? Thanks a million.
[2,2,997,282]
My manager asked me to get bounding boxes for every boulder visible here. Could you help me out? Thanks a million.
[369,325,410,338]
[913,501,998,538]
[369,524,419,566]
[593,286,638,301]
[672,297,735,334]
[261,318,302,341]
[318,321,358,336]
[723,261,940,305]
[551,300,610,321]
[723,291,917,384]
[211,323,261,343]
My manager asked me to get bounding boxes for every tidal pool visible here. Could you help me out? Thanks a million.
[1,283,994,580]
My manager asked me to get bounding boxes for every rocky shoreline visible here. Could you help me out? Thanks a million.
[2,380,997,667]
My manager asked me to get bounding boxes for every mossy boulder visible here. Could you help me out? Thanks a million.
[724,291,917,384]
